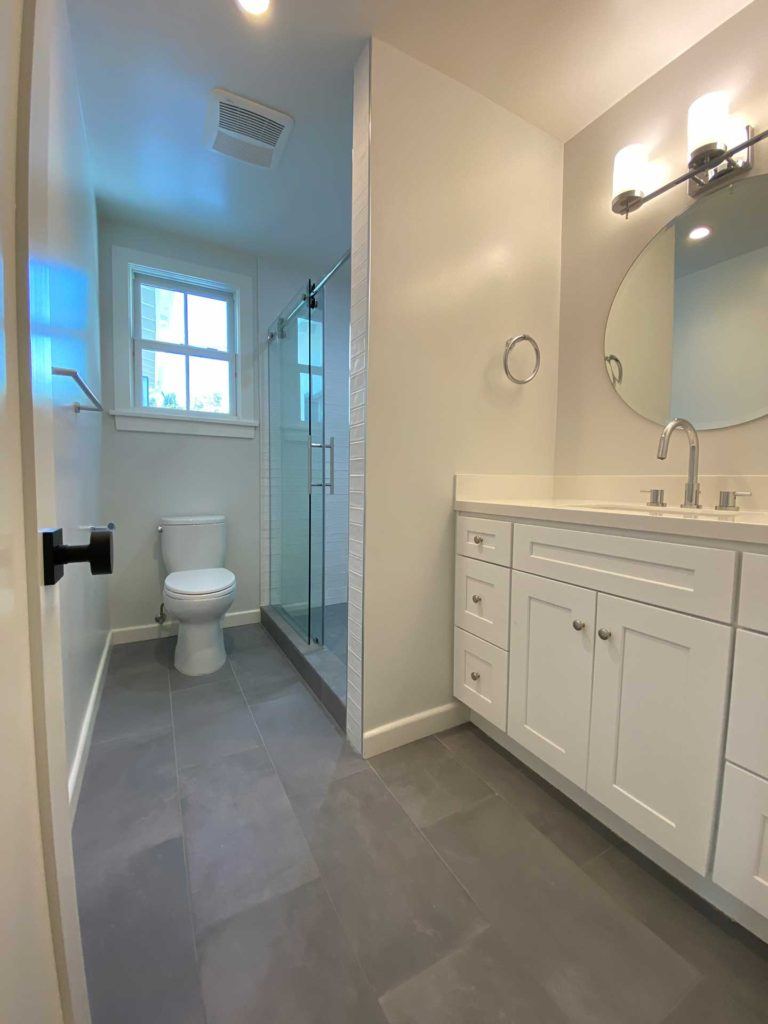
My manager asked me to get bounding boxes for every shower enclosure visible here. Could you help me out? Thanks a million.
[266,253,350,710]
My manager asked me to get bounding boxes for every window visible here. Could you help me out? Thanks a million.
[110,246,257,438]
[132,274,236,417]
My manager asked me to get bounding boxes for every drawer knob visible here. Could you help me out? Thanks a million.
[470,671,481,681]
[572,619,585,631]
[471,594,482,604]
[473,535,484,544]
[598,627,612,641]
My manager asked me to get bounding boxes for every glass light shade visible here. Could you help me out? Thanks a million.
[612,144,649,199]
[236,0,270,13]
[687,92,730,156]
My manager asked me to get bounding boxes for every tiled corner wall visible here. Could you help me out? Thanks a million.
[346,43,371,754]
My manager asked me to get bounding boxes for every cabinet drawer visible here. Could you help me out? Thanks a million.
[453,627,508,730]
[454,555,510,648]
[739,553,768,633]
[456,514,512,567]
[513,524,736,622]
[713,763,768,918]
[726,630,768,780]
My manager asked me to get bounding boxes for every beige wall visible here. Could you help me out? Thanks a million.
[99,219,305,631]
[363,39,563,732]
[556,0,768,477]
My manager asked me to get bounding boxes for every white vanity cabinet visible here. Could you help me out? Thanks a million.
[454,515,738,876]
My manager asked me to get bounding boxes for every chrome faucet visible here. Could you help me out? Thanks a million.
[656,418,701,509]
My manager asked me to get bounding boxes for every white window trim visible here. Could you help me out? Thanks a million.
[110,245,258,438]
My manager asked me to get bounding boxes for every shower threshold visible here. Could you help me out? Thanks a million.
[261,605,347,728]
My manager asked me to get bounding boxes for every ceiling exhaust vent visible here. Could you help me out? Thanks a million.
[208,88,293,169]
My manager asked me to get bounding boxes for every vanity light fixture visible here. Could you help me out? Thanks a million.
[611,91,764,217]
[687,225,711,241]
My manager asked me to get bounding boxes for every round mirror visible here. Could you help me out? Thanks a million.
[604,174,768,429]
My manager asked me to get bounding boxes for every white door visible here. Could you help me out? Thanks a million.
[587,594,731,874]
[508,571,597,787]
[0,1,93,1020]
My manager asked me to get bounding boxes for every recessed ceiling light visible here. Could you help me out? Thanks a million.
[235,0,270,15]
[688,226,711,241]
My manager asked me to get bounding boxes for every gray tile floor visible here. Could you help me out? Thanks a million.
[73,624,768,1024]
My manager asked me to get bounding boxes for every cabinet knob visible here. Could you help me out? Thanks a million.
[470,671,481,681]
[572,619,585,631]
[471,594,482,604]
[473,535,484,545]
[598,627,612,640]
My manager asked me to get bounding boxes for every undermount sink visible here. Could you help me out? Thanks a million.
[565,501,763,519]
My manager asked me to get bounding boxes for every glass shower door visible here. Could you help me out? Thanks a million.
[268,288,325,643]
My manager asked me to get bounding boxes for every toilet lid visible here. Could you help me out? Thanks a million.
[164,568,236,597]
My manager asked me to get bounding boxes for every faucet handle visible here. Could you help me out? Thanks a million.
[715,489,751,511]
[641,488,667,508]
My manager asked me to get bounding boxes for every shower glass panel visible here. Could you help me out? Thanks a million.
[267,288,324,643]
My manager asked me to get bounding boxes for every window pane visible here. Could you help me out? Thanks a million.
[297,317,322,367]
[189,356,230,414]
[141,349,187,409]
[139,283,185,343]
[187,293,229,351]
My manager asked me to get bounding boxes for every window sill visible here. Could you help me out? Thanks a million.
[110,409,258,439]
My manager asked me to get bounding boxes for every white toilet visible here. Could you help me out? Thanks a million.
[160,514,237,676]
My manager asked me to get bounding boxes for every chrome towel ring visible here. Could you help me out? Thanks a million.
[503,334,541,385]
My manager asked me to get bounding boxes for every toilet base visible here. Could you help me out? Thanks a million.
[174,620,227,676]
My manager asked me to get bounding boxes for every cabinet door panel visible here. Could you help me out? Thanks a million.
[508,571,597,787]
[713,763,768,918]
[587,594,731,874]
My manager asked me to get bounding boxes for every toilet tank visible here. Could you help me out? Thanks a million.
[160,515,226,573]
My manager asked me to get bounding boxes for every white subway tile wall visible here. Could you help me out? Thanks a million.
[345,44,370,753]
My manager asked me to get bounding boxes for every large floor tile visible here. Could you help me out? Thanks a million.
[230,644,305,704]
[250,685,365,800]
[296,769,487,996]
[180,749,319,930]
[171,676,245,732]
[380,926,571,1024]
[79,838,205,1024]
[224,622,274,652]
[371,736,493,828]
[438,724,611,866]
[170,657,237,692]
[91,661,171,744]
[662,980,768,1023]
[198,880,387,1024]
[174,704,261,770]
[425,796,699,1024]
[584,844,768,1017]
[109,637,173,671]
[74,730,180,873]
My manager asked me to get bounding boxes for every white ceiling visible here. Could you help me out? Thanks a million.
[67,0,753,267]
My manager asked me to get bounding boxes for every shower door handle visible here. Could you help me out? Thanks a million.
[308,437,335,495]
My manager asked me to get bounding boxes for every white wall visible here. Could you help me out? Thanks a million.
[27,0,109,778]
[99,218,305,631]
[556,0,768,476]
[361,40,563,737]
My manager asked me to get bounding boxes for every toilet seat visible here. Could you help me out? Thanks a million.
[164,567,236,598]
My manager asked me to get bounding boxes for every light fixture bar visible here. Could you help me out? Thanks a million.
[613,124,767,217]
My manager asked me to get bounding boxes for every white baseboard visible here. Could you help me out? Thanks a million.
[111,607,261,646]
[362,701,469,758]
[68,630,112,812]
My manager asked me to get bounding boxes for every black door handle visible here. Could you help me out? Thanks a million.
[42,528,113,585]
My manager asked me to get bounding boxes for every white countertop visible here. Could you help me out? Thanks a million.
[454,496,768,545]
